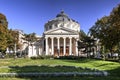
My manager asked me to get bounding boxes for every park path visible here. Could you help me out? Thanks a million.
[0,72,108,77]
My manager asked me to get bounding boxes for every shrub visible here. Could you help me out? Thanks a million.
[54,56,80,60]
[30,56,37,60]
[30,55,54,60]
[5,53,14,58]
[43,55,54,59]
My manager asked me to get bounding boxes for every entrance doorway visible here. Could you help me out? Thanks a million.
[54,47,58,56]
[54,46,69,56]
[60,47,63,56]
[66,46,69,56]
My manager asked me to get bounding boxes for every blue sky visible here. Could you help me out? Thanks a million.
[0,0,120,35]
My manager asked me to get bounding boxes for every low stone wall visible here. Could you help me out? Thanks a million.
[0,72,108,77]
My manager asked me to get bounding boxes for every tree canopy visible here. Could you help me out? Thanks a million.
[23,32,38,43]
[0,13,20,52]
[0,13,8,52]
[89,4,120,54]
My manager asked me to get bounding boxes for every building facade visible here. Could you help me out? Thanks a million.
[27,35,43,57]
[43,11,80,57]
[16,11,80,57]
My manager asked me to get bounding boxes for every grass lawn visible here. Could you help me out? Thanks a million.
[0,58,120,80]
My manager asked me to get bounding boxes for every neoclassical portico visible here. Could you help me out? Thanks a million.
[45,36,79,56]
[43,11,80,56]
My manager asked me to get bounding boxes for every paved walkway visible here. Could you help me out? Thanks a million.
[0,72,108,77]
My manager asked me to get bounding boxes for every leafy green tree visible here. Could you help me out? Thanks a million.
[109,4,120,58]
[89,4,120,57]
[79,30,87,41]
[0,13,22,55]
[23,33,38,56]
[0,13,8,52]
[24,32,38,43]
[7,29,19,50]
[78,30,97,58]
[78,30,87,52]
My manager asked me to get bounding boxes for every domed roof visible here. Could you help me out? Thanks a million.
[45,11,80,32]
[56,10,69,18]
[54,10,71,22]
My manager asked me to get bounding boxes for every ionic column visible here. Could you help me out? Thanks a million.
[57,37,60,50]
[42,39,44,54]
[57,37,60,56]
[45,37,48,55]
[63,37,66,56]
[76,39,78,56]
[69,37,72,55]
[51,37,54,55]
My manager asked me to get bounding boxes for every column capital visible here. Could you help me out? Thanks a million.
[63,37,66,39]
[57,37,60,39]
[45,37,48,39]
[51,37,54,39]
[69,37,72,39]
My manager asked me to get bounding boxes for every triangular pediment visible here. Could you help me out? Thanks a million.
[44,27,78,35]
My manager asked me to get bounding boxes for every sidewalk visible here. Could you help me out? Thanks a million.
[0,72,108,77]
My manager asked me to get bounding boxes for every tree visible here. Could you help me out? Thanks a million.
[0,13,9,52]
[0,13,20,55]
[78,30,87,56]
[23,33,38,56]
[7,29,19,49]
[24,33,38,43]
[78,30,97,58]
[109,4,120,57]
[79,30,87,41]
[89,4,120,57]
